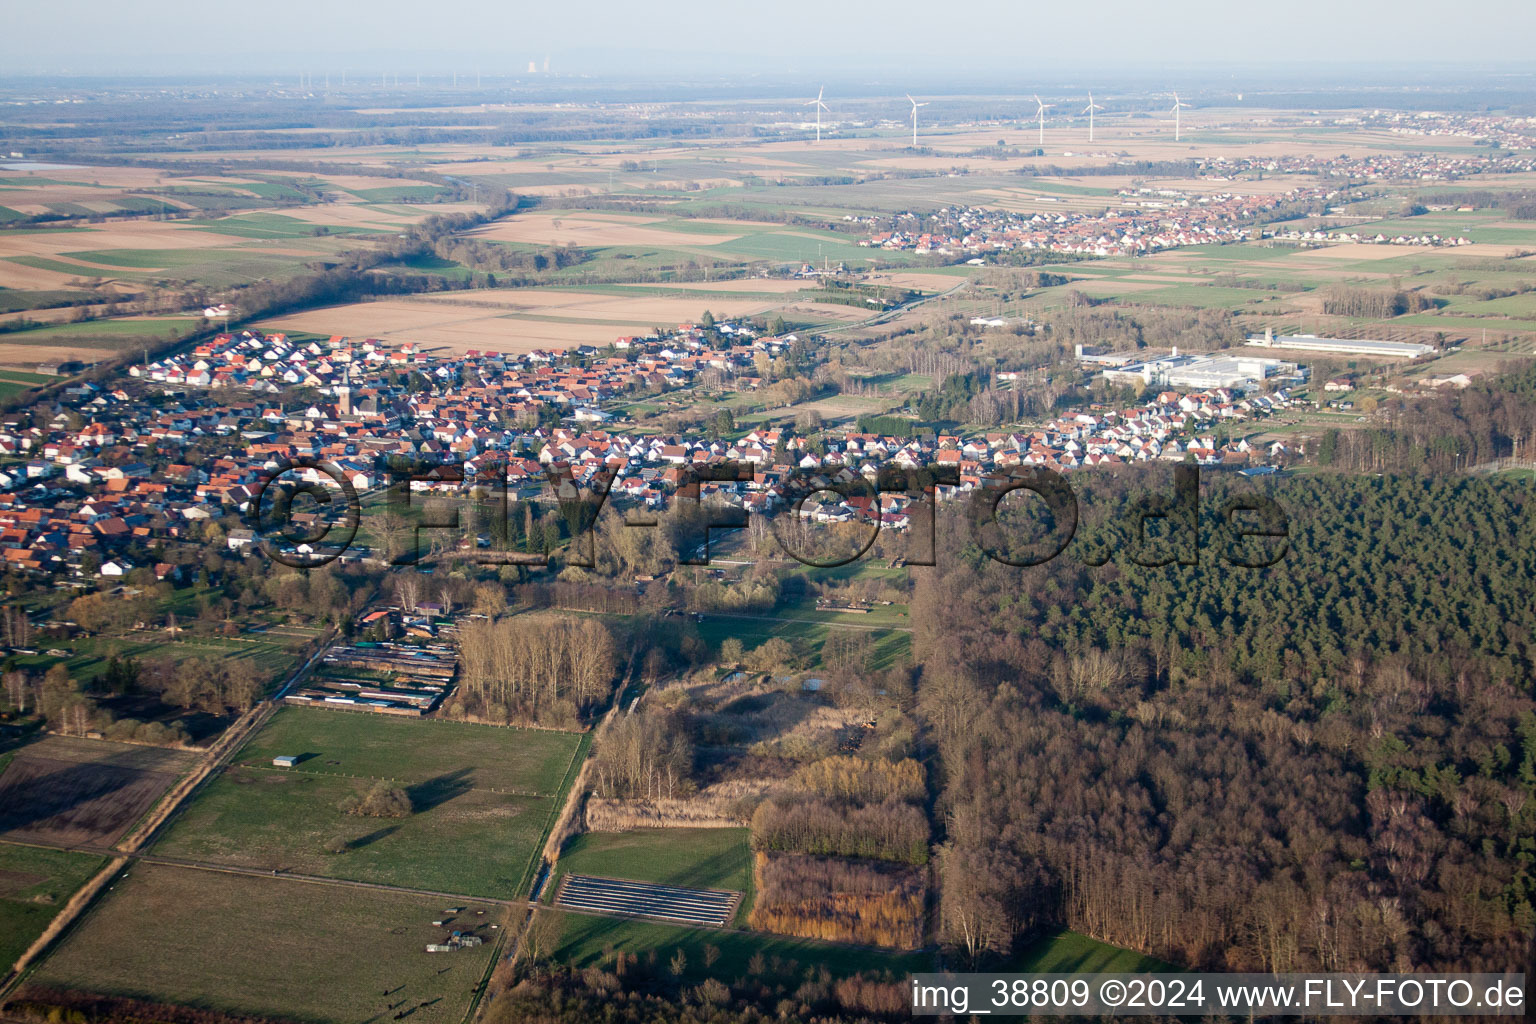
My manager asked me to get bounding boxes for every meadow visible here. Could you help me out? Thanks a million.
[30,863,499,1024]
[152,707,586,898]
[235,705,583,794]
[0,842,106,968]
[6,624,325,691]
[694,607,911,673]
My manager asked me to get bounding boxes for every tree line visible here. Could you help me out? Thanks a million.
[1321,286,1435,318]
[455,612,617,726]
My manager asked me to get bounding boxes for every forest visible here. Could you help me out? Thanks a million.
[455,613,618,726]
[1316,360,1536,472]
[1320,286,1436,318]
[912,464,1536,971]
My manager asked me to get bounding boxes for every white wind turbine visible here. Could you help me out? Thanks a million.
[906,94,928,147]
[805,86,830,142]
[1083,92,1105,143]
[1033,94,1054,148]
[1170,92,1188,142]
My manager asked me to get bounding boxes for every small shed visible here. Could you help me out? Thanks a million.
[272,755,299,768]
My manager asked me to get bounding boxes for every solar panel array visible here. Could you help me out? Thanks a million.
[555,874,740,927]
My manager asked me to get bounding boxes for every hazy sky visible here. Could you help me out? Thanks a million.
[5,0,1536,76]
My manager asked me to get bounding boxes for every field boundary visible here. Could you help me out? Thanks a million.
[514,730,592,900]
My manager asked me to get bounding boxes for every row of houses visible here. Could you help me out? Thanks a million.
[0,316,1304,575]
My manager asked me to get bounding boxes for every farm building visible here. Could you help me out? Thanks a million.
[272,755,298,768]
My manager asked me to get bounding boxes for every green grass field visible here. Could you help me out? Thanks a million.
[152,708,585,899]
[0,289,97,314]
[1013,930,1172,973]
[0,842,106,969]
[552,828,751,921]
[154,769,553,898]
[694,613,911,672]
[548,909,929,983]
[0,317,193,341]
[0,369,61,384]
[31,863,498,1024]
[3,255,114,280]
[182,212,364,240]
[234,706,583,794]
[345,185,455,202]
[6,627,320,690]
[61,248,226,270]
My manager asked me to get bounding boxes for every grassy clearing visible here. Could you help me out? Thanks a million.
[1013,930,1172,973]
[0,289,98,314]
[694,610,911,672]
[381,253,472,276]
[0,317,192,341]
[152,707,585,899]
[31,863,498,1024]
[153,768,554,899]
[0,842,106,968]
[553,828,751,920]
[0,368,62,383]
[233,706,582,794]
[548,909,928,983]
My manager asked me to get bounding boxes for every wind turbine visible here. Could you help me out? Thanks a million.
[1170,92,1188,142]
[805,86,830,142]
[906,94,928,147]
[1033,94,1054,148]
[1083,92,1105,143]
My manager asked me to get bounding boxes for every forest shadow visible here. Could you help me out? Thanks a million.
[407,767,475,812]
[0,759,138,835]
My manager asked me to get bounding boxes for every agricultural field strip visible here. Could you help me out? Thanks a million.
[555,873,740,927]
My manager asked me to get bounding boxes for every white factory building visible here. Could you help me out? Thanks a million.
[1095,347,1308,391]
[1245,328,1436,358]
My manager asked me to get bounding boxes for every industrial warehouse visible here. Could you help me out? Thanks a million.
[1244,328,1438,358]
[1088,346,1309,391]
